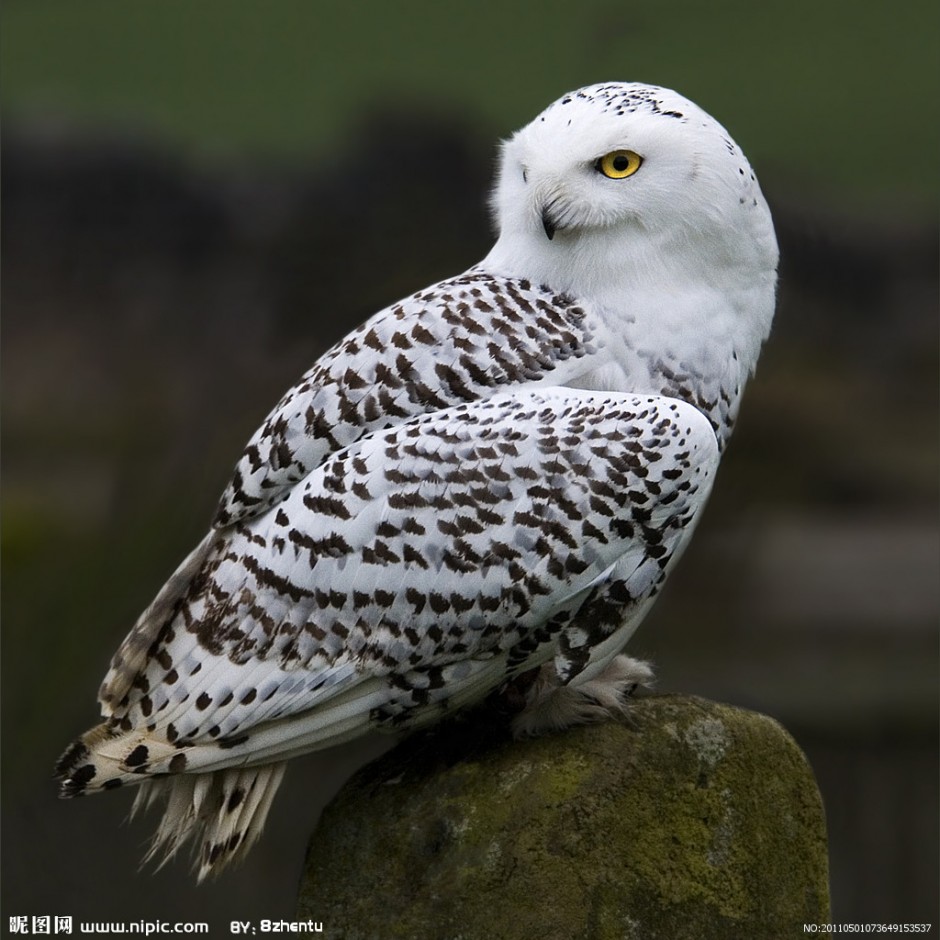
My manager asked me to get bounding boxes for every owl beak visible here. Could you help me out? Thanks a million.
[540,205,557,241]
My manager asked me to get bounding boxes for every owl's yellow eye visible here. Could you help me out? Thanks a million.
[596,150,643,179]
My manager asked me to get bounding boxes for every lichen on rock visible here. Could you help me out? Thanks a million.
[297,694,829,940]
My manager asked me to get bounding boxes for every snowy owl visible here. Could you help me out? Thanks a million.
[57,82,777,879]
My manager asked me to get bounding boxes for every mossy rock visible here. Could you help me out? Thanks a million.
[297,694,829,939]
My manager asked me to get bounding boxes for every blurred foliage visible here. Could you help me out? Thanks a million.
[2,0,938,205]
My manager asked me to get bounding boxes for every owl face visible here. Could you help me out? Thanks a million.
[490,83,766,250]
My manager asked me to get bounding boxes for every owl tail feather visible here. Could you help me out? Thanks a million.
[56,722,288,879]
[56,722,191,796]
[132,762,288,881]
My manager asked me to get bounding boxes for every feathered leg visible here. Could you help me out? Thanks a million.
[511,654,653,738]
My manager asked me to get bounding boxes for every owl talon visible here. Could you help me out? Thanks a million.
[511,654,654,738]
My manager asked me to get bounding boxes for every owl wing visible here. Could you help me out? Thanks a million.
[97,271,606,714]
[213,269,604,527]
[84,388,718,785]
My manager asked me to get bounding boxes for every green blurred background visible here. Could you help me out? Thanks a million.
[3,0,937,931]
[3,0,938,202]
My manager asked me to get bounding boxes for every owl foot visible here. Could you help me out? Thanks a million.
[511,654,654,738]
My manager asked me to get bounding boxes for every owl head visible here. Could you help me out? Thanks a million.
[488,82,777,289]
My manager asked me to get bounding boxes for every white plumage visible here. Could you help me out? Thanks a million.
[57,82,778,879]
